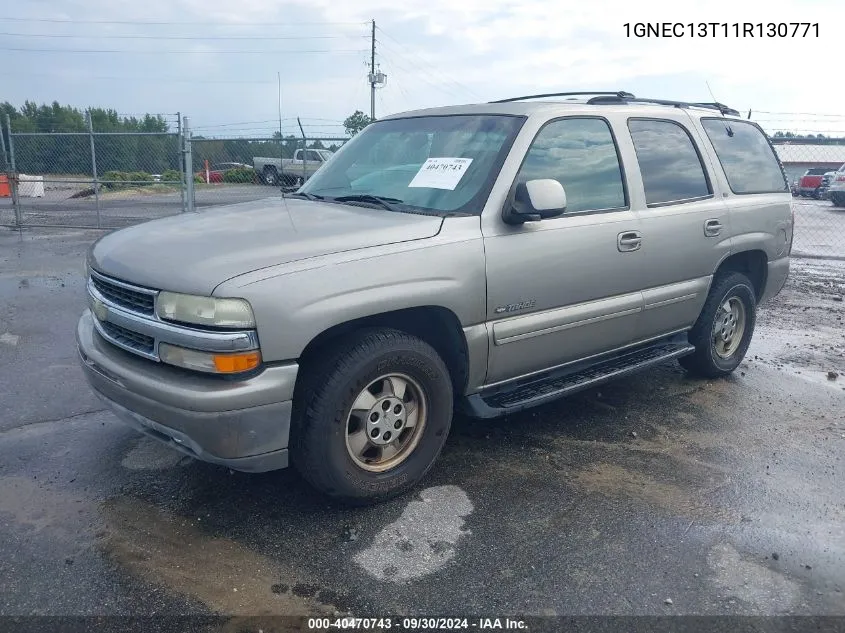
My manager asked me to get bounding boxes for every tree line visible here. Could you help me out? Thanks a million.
[0,101,351,176]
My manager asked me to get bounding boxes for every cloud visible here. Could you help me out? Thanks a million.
[1,0,842,134]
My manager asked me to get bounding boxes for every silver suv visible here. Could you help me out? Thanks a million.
[77,92,793,502]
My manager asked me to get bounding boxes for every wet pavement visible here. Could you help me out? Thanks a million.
[1,227,844,621]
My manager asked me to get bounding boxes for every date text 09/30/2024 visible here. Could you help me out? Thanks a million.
[307,618,528,630]
[624,22,819,37]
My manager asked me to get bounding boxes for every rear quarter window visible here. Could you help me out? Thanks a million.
[700,119,787,194]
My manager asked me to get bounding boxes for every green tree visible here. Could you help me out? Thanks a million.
[343,110,372,136]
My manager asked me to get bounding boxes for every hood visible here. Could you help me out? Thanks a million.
[89,197,443,295]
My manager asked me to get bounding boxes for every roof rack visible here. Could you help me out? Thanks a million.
[585,95,739,116]
[490,91,740,117]
[489,91,635,104]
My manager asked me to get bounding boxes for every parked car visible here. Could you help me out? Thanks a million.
[77,93,791,503]
[817,171,838,200]
[197,162,253,184]
[828,164,845,207]
[796,167,831,198]
[254,149,334,187]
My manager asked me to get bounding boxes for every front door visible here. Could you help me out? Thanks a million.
[482,116,646,385]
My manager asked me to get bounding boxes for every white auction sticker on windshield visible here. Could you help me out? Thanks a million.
[408,157,473,190]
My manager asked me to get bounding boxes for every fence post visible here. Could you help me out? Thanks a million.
[5,114,21,228]
[86,111,101,229]
[176,112,185,213]
[0,120,7,171]
[183,116,195,213]
[297,117,307,187]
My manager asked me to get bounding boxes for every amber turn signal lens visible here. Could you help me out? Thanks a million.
[212,351,261,373]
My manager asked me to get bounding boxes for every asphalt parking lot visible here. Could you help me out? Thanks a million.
[0,227,844,624]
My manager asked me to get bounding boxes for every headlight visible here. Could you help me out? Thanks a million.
[159,343,261,374]
[156,292,255,328]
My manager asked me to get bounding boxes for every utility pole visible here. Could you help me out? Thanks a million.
[367,19,387,121]
[370,19,376,121]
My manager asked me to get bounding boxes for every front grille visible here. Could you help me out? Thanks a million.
[91,274,155,315]
[100,321,155,355]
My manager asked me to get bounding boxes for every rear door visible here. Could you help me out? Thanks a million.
[696,117,792,264]
[621,115,732,341]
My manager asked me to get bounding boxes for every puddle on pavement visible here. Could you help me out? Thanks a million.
[707,542,800,613]
[353,485,473,582]
[98,497,345,617]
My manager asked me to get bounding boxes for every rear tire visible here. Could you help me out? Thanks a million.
[679,272,757,378]
[291,328,453,504]
[832,193,845,208]
[262,167,279,186]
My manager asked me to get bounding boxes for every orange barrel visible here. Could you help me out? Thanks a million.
[0,174,10,197]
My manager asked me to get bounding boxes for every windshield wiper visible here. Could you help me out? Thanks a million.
[284,191,323,201]
[331,194,403,213]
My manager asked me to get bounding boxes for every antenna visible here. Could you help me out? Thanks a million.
[705,80,717,103]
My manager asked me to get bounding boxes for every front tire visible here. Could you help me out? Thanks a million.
[291,328,453,504]
[680,272,757,378]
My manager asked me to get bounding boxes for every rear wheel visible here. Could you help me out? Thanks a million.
[291,328,453,503]
[832,193,845,208]
[262,166,279,186]
[680,272,757,378]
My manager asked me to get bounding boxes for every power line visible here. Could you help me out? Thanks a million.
[375,26,482,100]
[2,16,368,26]
[0,71,278,84]
[753,110,845,118]
[1,46,369,54]
[0,31,369,41]
[377,53,466,102]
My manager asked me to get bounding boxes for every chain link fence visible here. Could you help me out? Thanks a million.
[2,112,844,261]
[1,114,185,229]
[0,112,349,229]
[189,135,349,210]
[769,138,845,259]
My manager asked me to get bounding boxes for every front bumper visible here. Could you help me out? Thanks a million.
[76,310,297,472]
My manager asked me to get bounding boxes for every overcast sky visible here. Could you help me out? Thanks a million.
[2,0,842,137]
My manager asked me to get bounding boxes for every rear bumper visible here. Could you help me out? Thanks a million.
[760,257,790,303]
[76,310,296,472]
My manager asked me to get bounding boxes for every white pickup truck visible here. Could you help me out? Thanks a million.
[253,149,334,187]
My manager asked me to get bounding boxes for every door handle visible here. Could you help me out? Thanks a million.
[617,231,642,252]
[704,219,723,237]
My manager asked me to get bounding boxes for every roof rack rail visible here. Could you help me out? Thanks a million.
[490,91,635,104]
[586,95,740,117]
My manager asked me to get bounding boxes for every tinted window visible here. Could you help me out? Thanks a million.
[701,120,787,194]
[516,118,626,213]
[628,119,711,205]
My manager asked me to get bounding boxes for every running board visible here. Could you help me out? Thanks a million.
[461,339,695,419]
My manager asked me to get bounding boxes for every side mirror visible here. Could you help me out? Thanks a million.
[503,179,567,225]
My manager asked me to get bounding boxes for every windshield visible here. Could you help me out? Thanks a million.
[300,115,525,214]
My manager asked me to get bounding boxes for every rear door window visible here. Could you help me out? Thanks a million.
[701,119,787,194]
[628,119,711,206]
